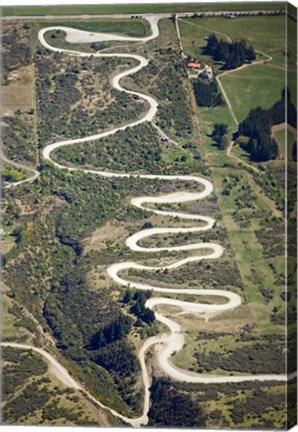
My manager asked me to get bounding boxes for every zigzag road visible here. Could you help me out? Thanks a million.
[2,15,291,427]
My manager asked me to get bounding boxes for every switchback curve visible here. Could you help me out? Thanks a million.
[2,16,290,428]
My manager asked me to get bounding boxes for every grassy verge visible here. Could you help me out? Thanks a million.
[2,3,286,17]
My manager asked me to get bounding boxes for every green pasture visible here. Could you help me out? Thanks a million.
[219,65,285,123]
[273,127,296,159]
[179,15,296,118]
[179,15,288,68]
[37,18,150,38]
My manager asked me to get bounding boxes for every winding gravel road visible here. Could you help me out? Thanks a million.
[2,15,291,427]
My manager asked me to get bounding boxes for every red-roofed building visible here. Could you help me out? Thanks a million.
[187,62,201,69]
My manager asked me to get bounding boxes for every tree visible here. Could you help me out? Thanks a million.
[236,89,296,162]
[148,378,206,427]
[246,45,256,62]
[204,33,256,70]
[211,123,228,137]
[193,79,223,107]
[249,132,279,162]
[2,169,24,182]
[211,123,229,150]
[142,221,153,229]
[218,135,230,150]
[130,290,155,324]
[122,289,132,304]
[204,33,219,57]
[88,315,133,350]
[238,106,271,137]
[292,141,297,162]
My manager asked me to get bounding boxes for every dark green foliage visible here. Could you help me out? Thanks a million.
[193,78,223,107]
[237,97,281,162]
[237,88,297,162]
[3,380,52,422]
[153,60,192,137]
[90,42,107,51]
[249,132,279,162]
[35,53,147,147]
[211,123,229,149]
[35,55,81,146]
[3,225,28,265]
[195,342,285,374]
[239,106,272,138]
[88,315,133,349]
[212,123,228,137]
[129,257,243,291]
[204,33,256,69]
[41,404,77,422]
[2,113,36,164]
[230,389,286,426]
[42,249,141,414]
[72,359,132,415]
[92,340,137,377]
[255,216,284,256]
[268,87,297,129]
[129,19,193,140]
[148,377,206,427]
[173,379,288,429]
[129,290,155,324]
[122,289,133,304]
[2,28,31,77]
[54,123,163,174]
[44,269,123,350]
[2,347,48,401]
[292,140,297,162]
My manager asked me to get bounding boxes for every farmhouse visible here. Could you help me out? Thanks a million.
[187,62,201,69]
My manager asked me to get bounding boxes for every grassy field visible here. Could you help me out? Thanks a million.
[1,3,286,17]
[1,65,34,112]
[38,18,150,37]
[178,14,296,120]
[220,65,286,123]
[273,126,297,159]
[169,159,287,371]
[179,15,289,67]
[0,234,16,254]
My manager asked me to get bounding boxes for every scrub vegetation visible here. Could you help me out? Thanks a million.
[2,11,295,430]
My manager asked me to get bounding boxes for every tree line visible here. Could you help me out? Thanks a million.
[193,79,224,107]
[236,88,297,162]
[204,33,256,70]
[148,377,206,427]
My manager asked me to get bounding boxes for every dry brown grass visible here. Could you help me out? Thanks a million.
[82,221,129,254]
[1,65,34,114]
